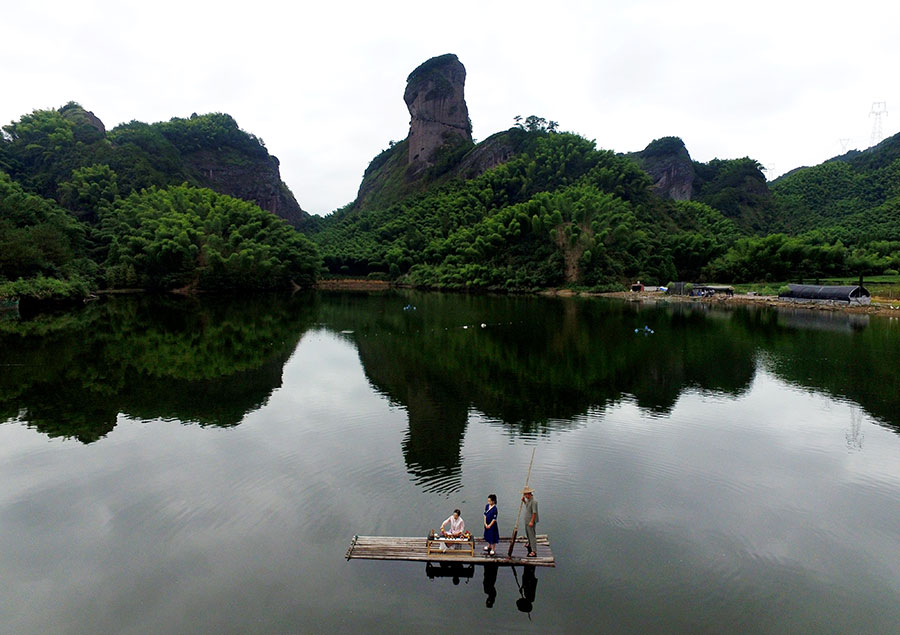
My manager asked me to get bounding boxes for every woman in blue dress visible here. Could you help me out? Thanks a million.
[483,494,499,556]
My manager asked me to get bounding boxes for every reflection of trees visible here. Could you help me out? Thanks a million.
[732,306,900,429]
[0,294,316,442]
[318,292,758,493]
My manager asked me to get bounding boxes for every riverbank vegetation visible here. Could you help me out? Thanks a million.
[0,105,320,301]
[312,130,740,290]
[311,125,900,292]
[3,99,900,302]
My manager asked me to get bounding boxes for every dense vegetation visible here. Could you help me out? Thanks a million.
[0,104,320,300]
[0,171,94,300]
[692,157,774,232]
[313,123,900,289]
[313,130,740,289]
[702,132,900,282]
[3,98,899,300]
[100,186,320,290]
[770,133,900,240]
[1,104,277,202]
[0,294,317,440]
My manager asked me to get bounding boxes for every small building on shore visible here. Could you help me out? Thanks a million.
[778,284,871,305]
[694,285,734,297]
[666,283,734,297]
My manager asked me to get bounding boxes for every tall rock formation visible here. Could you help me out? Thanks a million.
[630,136,695,201]
[403,54,472,177]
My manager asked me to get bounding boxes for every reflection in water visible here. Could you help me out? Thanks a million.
[424,562,474,585]
[847,406,865,451]
[483,563,498,608]
[423,561,538,616]
[775,307,870,334]
[5,292,900,632]
[513,565,539,616]
[0,294,317,441]
[318,292,759,492]
[4,291,900,487]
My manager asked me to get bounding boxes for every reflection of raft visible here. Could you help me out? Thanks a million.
[345,534,555,567]
[425,562,475,580]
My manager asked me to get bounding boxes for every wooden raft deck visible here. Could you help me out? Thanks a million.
[346,534,555,567]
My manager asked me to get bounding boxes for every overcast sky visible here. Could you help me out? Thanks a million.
[2,0,898,215]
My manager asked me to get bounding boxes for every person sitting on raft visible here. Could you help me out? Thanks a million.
[441,509,466,538]
[439,509,466,551]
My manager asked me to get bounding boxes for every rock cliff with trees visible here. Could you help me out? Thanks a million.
[2,55,899,303]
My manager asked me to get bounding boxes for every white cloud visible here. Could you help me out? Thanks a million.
[2,0,898,214]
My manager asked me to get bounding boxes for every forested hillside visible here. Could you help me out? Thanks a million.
[3,89,899,302]
[311,111,900,289]
[770,132,900,243]
[312,129,739,289]
[0,104,321,301]
[0,103,307,226]
[702,133,900,282]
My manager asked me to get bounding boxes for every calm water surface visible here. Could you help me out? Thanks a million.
[2,292,900,633]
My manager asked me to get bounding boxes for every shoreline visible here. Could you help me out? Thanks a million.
[315,278,392,291]
[61,281,900,319]
[589,291,900,318]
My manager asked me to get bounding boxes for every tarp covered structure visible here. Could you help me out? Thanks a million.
[779,284,871,305]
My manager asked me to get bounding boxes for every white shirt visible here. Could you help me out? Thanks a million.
[442,514,465,535]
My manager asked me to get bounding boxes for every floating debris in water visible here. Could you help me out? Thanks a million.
[403,305,417,311]
[634,325,655,335]
[481,323,487,328]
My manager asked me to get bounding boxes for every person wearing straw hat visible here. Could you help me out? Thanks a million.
[521,486,539,557]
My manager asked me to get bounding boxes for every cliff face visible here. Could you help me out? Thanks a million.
[454,130,522,178]
[404,54,472,178]
[15,105,311,227]
[182,149,307,227]
[59,102,107,143]
[630,137,695,201]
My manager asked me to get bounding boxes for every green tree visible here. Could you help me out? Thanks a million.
[100,185,320,290]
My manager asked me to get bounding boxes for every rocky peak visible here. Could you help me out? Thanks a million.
[631,136,695,201]
[59,102,106,142]
[403,54,471,177]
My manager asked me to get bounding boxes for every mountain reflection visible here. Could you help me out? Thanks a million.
[4,290,899,488]
[319,292,759,493]
[318,292,900,493]
[0,294,316,442]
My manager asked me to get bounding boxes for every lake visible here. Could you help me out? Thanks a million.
[3,291,900,633]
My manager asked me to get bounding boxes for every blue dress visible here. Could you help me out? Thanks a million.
[483,504,499,544]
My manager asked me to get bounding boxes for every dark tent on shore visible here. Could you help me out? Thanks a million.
[779,284,871,305]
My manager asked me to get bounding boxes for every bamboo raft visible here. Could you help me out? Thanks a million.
[346,534,555,567]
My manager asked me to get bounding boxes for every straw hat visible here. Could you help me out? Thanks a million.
[522,486,535,495]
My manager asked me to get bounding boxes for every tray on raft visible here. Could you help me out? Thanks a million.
[345,534,555,567]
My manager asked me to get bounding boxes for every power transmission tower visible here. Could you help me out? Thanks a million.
[839,138,851,153]
[870,102,888,146]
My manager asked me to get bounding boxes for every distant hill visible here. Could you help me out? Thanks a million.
[627,136,774,233]
[4,58,898,298]
[0,104,320,300]
[0,103,308,227]
[309,56,763,288]
[769,131,900,243]
[313,123,740,288]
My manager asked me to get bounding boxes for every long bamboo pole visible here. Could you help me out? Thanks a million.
[508,447,536,557]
